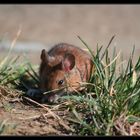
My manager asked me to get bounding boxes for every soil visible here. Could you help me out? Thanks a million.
[0,86,74,136]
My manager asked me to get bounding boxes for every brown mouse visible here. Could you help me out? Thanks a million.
[39,43,94,103]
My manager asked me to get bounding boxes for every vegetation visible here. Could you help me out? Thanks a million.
[0,35,140,135]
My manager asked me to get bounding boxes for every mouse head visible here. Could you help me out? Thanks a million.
[39,49,82,103]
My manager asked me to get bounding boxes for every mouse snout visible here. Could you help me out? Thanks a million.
[41,92,64,104]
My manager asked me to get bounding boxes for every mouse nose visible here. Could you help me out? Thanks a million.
[41,92,60,104]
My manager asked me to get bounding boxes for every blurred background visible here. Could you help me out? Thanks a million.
[0,4,140,64]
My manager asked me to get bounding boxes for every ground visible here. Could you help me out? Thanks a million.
[0,86,74,136]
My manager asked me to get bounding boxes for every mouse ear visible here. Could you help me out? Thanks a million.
[41,49,56,66]
[41,49,52,64]
[41,49,47,62]
[62,53,75,72]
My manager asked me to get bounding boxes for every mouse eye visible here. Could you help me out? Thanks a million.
[58,80,64,86]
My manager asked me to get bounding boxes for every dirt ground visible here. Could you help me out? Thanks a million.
[0,86,74,136]
[0,101,72,136]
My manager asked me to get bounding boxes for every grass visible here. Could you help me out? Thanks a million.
[0,35,140,135]
[61,36,140,135]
